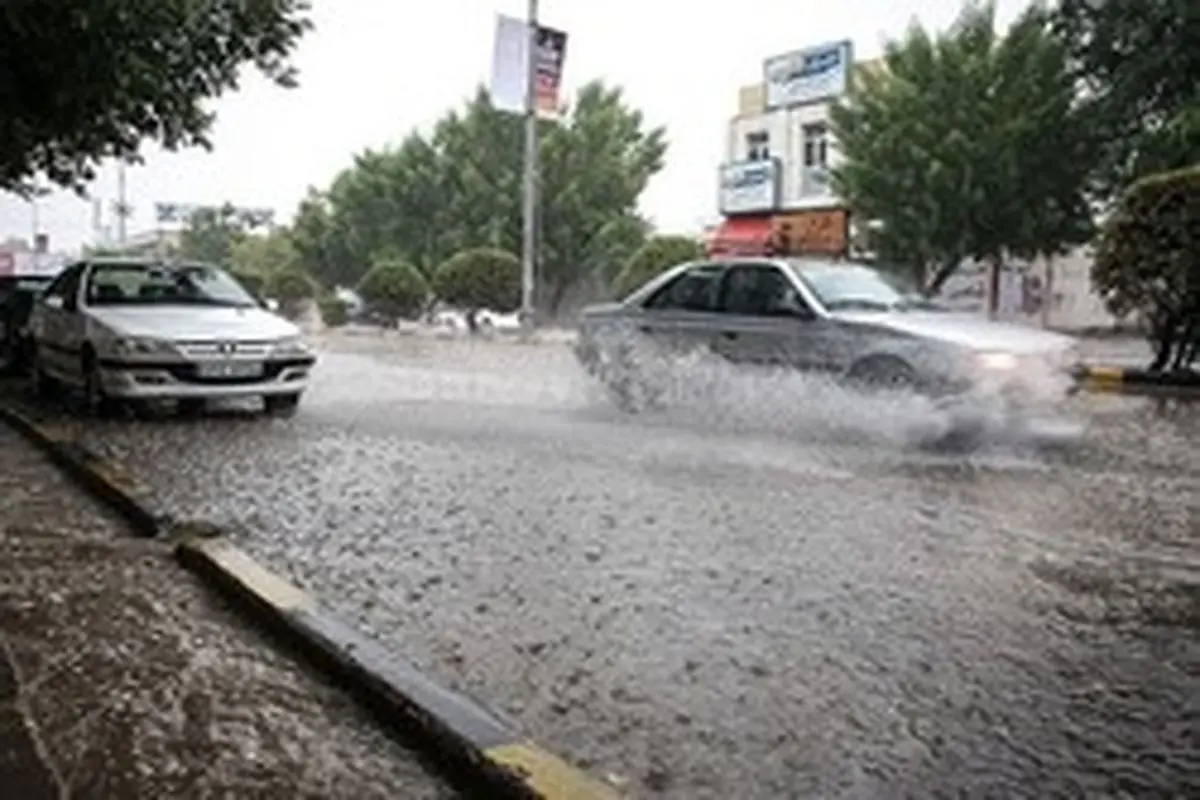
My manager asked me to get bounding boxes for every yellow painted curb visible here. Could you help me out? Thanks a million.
[486,741,621,800]
[1083,365,1126,383]
[184,537,314,613]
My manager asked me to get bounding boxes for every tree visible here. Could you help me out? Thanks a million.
[264,267,316,320]
[831,2,1094,298]
[1053,0,1200,197]
[611,235,704,299]
[356,259,429,324]
[316,294,350,327]
[178,204,249,267]
[0,1,311,195]
[319,82,664,315]
[431,248,521,313]
[231,230,299,278]
[1092,166,1200,371]
[289,188,360,289]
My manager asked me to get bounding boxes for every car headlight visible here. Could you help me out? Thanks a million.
[110,336,176,356]
[271,336,311,356]
[976,351,1020,371]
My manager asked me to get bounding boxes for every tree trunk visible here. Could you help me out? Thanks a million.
[924,255,962,296]
[986,256,1002,318]
[545,280,570,322]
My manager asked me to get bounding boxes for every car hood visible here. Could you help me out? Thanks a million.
[88,305,298,341]
[832,310,1076,354]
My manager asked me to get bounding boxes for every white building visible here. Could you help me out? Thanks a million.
[710,40,867,257]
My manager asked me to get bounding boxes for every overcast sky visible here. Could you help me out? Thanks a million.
[1,0,1028,252]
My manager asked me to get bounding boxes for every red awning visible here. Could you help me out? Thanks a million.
[707,216,772,256]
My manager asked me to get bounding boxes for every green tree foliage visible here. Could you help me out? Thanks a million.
[431,248,521,312]
[178,204,250,267]
[290,188,359,289]
[1092,166,1200,371]
[316,82,665,315]
[231,230,299,278]
[232,270,266,300]
[831,2,1094,294]
[264,267,316,320]
[611,235,704,299]
[356,259,429,324]
[0,1,311,195]
[1054,0,1200,196]
[316,294,350,327]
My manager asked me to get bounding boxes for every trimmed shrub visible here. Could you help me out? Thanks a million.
[356,259,429,323]
[431,247,521,312]
[264,266,317,319]
[1093,165,1200,370]
[611,235,704,299]
[316,294,349,327]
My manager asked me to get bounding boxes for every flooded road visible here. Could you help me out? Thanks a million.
[63,335,1199,798]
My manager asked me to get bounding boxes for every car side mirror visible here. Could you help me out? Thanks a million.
[43,295,63,310]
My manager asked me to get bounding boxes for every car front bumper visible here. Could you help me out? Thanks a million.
[96,356,315,400]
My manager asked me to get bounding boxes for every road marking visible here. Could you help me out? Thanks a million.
[485,741,621,800]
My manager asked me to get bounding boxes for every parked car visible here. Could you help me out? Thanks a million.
[574,257,1080,415]
[0,274,56,375]
[28,257,316,416]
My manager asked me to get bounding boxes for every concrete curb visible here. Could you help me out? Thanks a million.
[0,405,619,800]
[175,537,619,800]
[0,405,169,536]
[1073,364,1200,396]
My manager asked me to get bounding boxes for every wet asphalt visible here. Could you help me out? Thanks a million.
[43,333,1200,798]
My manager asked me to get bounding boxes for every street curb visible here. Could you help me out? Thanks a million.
[1072,364,1200,396]
[0,404,618,799]
[0,405,169,536]
[174,536,619,800]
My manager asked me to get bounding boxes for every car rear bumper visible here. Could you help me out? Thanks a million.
[97,356,315,399]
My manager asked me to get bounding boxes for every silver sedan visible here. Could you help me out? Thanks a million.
[575,257,1080,414]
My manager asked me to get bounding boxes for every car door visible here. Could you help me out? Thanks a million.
[712,262,842,373]
[30,263,86,380]
[633,263,725,357]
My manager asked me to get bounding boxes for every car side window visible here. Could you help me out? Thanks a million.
[643,266,722,312]
[718,264,812,318]
[42,264,83,306]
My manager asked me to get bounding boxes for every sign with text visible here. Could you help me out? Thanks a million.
[490,14,569,120]
[772,208,848,255]
[764,40,853,109]
[154,203,274,229]
[719,160,780,215]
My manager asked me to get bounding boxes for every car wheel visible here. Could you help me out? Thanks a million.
[599,345,664,414]
[81,350,120,417]
[33,360,59,400]
[264,393,301,417]
[845,356,919,394]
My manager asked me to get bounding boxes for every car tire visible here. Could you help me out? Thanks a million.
[845,356,919,393]
[81,349,120,418]
[599,344,664,414]
[264,393,301,417]
[33,361,59,400]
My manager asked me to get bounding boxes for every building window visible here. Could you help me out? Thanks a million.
[745,131,770,161]
[801,123,828,168]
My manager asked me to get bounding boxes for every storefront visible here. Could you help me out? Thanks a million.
[707,159,778,256]
[769,207,849,257]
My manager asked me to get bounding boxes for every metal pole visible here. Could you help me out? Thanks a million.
[115,163,128,245]
[520,0,539,327]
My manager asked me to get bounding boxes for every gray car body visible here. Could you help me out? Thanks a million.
[575,257,1079,396]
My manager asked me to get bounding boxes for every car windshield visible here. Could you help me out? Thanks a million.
[85,263,258,308]
[787,261,946,312]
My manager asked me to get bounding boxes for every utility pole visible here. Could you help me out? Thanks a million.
[114,162,131,245]
[520,0,539,328]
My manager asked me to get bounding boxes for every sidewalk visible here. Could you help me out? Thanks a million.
[0,425,453,799]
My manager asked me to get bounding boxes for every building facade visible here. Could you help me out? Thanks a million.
[710,40,864,258]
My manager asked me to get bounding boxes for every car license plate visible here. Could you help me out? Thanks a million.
[196,360,263,379]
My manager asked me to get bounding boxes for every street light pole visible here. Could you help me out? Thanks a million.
[520,0,539,328]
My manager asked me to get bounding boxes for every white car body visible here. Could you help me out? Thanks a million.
[29,259,316,406]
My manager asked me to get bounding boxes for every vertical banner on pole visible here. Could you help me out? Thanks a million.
[489,14,567,119]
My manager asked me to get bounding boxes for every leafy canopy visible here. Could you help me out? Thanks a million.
[611,235,704,299]
[0,0,311,194]
[309,82,665,316]
[431,248,521,312]
[1092,165,1200,370]
[831,2,1093,291]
